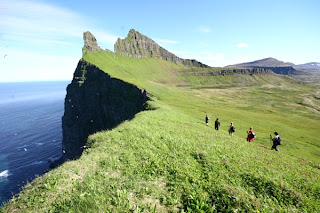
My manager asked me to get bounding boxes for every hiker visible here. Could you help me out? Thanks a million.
[205,114,209,126]
[215,118,220,130]
[229,122,235,136]
[270,132,281,151]
[246,127,255,142]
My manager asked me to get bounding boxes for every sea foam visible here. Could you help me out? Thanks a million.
[0,170,11,179]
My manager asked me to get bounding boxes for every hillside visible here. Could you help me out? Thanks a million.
[290,62,320,84]
[1,30,320,212]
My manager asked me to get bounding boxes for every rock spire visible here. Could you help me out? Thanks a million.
[83,31,101,53]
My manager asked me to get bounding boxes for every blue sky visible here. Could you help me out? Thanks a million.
[0,0,319,82]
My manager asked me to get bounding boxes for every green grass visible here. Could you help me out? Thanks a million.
[1,50,320,212]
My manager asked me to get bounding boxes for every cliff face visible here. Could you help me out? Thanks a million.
[62,59,148,159]
[249,66,299,75]
[114,29,208,67]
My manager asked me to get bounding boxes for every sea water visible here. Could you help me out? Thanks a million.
[0,81,69,206]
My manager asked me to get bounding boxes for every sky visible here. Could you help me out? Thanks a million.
[0,0,319,82]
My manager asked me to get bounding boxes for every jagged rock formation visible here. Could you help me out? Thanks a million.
[61,59,148,159]
[114,29,208,67]
[83,31,102,53]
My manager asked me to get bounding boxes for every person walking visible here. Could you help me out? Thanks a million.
[229,122,235,136]
[205,114,210,126]
[215,118,220,130]
[246,127,255,142]
[270,132,281,151]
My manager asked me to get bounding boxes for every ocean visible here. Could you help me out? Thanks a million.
[0,81,69,206]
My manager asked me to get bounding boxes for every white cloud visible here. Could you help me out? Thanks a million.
[182,51,226,67]
[198,26,212,33]
[194,53,226,67]
[237,43,249,48]
[0,0,119,81]
[0,50,79,82]
[0,0,85,38]
[0,0,118,47]
[2,34,74,46]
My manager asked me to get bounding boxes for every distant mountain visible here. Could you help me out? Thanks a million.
[291,62,320,84]
[226,57,298,75]
[293,62,320,71]
[227,58,320,72]
[226,57,292,68]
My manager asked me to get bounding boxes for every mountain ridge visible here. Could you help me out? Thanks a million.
[226,57,292,68]
[293,62,320,71]
[227,57,320,71]
[83,29,208,68]
[114,29,208,67]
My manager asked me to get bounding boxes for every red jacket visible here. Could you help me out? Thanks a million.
[247,130,255,142]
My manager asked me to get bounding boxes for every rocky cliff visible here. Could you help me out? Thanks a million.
[61,59,148,159]
[250,66,298,75]
[114,29,208,67]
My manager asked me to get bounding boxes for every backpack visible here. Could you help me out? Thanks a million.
[278,136,282,145]
[251,132,256,138]
[276,136,282,145]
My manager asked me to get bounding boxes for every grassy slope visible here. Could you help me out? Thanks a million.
[1,50,320,212]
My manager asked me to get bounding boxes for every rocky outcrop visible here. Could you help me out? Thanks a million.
[61,59,148,159]
[82,31,102,53]
[250,66,299,75]
[114,29,208,67]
